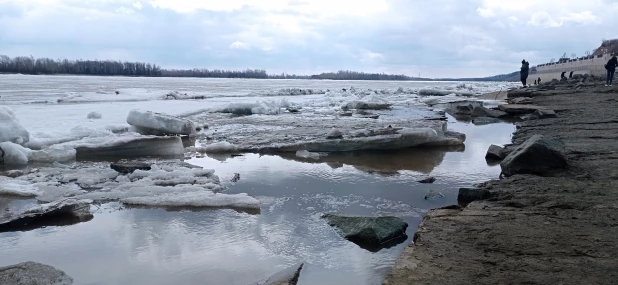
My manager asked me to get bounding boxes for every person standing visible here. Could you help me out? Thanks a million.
[606,54,618,86]
[520,60,530,87]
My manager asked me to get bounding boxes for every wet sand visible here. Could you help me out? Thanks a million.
[383,83,618,284]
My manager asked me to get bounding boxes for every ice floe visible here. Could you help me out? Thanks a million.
[0,106,30,145]
[127,109,196,136]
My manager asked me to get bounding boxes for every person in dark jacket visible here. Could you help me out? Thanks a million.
[520,60,529,87]
[606,54,618,86]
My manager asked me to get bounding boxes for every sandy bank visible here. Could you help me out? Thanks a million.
[383,82,618,284]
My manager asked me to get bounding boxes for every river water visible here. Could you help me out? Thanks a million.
[0,75,515,285]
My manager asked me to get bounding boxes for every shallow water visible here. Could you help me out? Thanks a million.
[0,119,514,285]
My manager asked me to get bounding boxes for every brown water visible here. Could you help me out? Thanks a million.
[0,119,514,285]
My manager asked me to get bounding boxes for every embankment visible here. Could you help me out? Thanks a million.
[383,83,618,284]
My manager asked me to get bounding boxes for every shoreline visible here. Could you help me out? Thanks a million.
[383,81,618,284]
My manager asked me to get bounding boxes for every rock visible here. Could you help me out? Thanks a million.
[454,105,474,115]
[418,177,436,184]
[424,189,445,200]
[500,135,567,177]
[507,97,534,105]
[472,117,501,126]
[471,107,508,118]
[126,109,196,136]
[87,112,102,119]
[457,188,491,205]
[110,162,152,174]
[529,109,557,120]
[0,199,93,232]
[498,104,544,114]
[326,128,343,139]
[485,144,504,160]
[286,107,301,113]
[507,89,535,98]
[322,214,408,251]
[0,262,73,285]
[248,263,304,285]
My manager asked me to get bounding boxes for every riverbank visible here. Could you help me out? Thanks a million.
[383,82,618,284]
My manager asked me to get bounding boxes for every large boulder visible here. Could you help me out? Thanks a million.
[500,135,567,177]
[322,214,408,251]
[127,109,196,136]
[0,199,93,232]
[0,262,73,285]
[485,144,504,160]
[248,263,304,285]
[0,106,30,145]
[471,107,508,118]
[458,188,491,205]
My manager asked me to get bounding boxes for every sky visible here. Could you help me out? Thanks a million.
[0,0,617,78]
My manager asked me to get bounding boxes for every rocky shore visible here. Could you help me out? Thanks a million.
[383,80,618,284]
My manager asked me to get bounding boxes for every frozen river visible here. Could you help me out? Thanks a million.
[0,75,516,284]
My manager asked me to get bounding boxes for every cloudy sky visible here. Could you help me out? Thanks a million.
[1,0,617,77]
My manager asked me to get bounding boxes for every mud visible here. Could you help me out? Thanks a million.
[383,83,618,285]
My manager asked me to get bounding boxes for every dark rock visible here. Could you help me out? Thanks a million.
[454,105,474,115]
[418,177,436,184]
[507,89,535,98]
[471,107,508,118]
[458,188,491,205]
[322,214,408,251]
[472,117,501,126]
[0,262,73,285]
[549,79,559,86]
[110,162,152,174]
[286,107,301,113]
[0,199,92,232]
[248,263,304,285]
[498,104,543,114]
[485,144,504,160]
[529,109,557,120]
[500,135,567,177]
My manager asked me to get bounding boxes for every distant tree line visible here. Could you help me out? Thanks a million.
[2,54,524,81]
[0,55,162,76]
[310,70,418,81]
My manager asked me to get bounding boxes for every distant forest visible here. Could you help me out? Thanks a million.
[0,55,513,81]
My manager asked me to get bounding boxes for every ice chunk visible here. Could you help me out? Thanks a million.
[127,109,196,136]
[87,112,102,119]
[418,89,474,97]
[217,100,288,115]
[0,176,40,197]
[0,141,30,165]
[36,185,87,203]
[29,146,77,163]
[343,101,391,110]
[75,135,185,158]
[192,141,238,153]
[121,192,260,209]
[0,106,30,145]
[326,128,343,139]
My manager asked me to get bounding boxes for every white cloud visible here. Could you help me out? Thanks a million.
[476,7,496,18]
[229,41,250,50]
[133,2,143,10]
[528,11,561,27]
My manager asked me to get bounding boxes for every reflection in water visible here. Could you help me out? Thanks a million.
[0,120,516,285]
[279,145,464,175]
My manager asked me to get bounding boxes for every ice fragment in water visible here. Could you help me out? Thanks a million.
[127,109,196,136]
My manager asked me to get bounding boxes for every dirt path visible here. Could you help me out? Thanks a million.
[383,84,618,285]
